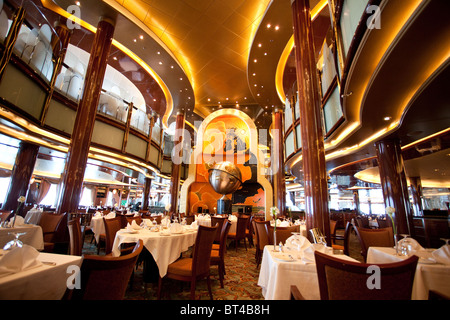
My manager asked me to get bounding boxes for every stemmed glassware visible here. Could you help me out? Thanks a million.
[397,234,411,256]
[3,232,26,250]
[440,238,450,246]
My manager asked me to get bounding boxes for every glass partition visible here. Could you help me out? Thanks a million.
[0,0,13,43]
[323,86,343,133]
[339,0,369,58]
[97,90,128,123]
[284,98,293,132]
[11,0,61,83]
[130,107,150,135]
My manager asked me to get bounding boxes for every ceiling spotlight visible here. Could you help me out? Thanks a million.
[275,25,280,31]
[383,116,392,121]
[266,23,271,29]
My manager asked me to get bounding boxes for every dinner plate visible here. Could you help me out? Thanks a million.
[122,230,139,234]
[274,253,296,262]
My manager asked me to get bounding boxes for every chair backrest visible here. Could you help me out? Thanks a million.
[39,212,66,242]
[235,215,250,238]
[103,217,122,255]
[184,215,195,225]
[72,240,143,300]
[315,251,418,300]
[254,220,270,250]
[125,215,142,226]
[330,220,338,239]
[354,226,394,261]
[0,210,13,223]
[217,220,232,259]
[192,225,218,277]
[67,219,83,256]
[355,216,369,228]
[211,216,227,242]
[268,225,300,245]
[343,221,353,256]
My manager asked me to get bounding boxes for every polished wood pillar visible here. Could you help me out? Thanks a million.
[169,112,185,214]
[291,0,330,244]
[142,177,152,211]
[375,139,414,236]
[2,142,40,214]
[409,176,423,217]
[57,18,115,216]
[273,108,286,216]
[353,190,360,215]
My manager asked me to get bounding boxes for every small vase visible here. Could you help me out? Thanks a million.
[273,229,277,251]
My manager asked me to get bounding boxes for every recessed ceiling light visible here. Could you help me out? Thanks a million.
[267,24,271,29]
[159,61,162,65]
[383,116,391,121]
[254,59,257,63]
[139,35,144,40]
[275,25,279,30]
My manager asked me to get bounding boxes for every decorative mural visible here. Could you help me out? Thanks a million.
[187,115,265,214]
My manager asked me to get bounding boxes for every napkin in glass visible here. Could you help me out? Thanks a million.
[9,216,25,227]
[0,245,42,277]
[130,220,141,230]
[285,235,311,252]
[301,244,327,264]
[105,212,116,219]
[398,237,424,254]
[432,245,450,265]
[170,223,183,234]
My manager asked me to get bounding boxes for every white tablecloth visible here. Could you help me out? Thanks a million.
[112,226,198,277]
[89,215,106,243]
[367,247,450,300]
[258,245,358,300]
[0,225,44,251]
[0,251,82,300]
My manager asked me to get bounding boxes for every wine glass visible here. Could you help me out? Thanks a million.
[398,234,411,256]
[3,232,26,250]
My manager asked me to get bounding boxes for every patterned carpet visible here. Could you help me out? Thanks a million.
[82,227,364,300]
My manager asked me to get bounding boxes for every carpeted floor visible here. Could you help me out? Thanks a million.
[81,227,364,300]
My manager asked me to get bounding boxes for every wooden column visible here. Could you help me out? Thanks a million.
[409,176,423,217]
[375,139,413,236]
[142,177,152,210]
[2,142,40,214]
[273,108,286,216]
[57,18,115,216]
[291,0,330,244]
[169,112,185,214]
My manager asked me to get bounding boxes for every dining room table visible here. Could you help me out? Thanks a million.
[367,246,450,300]
[258,242,359,300]
[0,247,83,299]
[0,224,44,251]
[111,223,198,278]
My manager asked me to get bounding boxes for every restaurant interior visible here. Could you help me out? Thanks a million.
[0,0,448,302]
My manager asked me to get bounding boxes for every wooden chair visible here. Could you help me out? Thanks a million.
[211,216,227,244]
[125,215,142,226]
[157,225,218,300]
[354,226,394,262]
[210,220,232,288]
[268,225,300,245]
[314,251,418,300]
[103,217,122,255]
[290,285,305,300]
[67,219,83,256]
[0,210,13,223]
[254,220,270,267]
[246,215,255,247]
[228,215,250,251]
[38,212,66,253]
[70,240,143,300]
[183,215,195,225]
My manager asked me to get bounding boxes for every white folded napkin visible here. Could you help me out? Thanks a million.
[279,220,290,227]
[285,235,311,251]
[302,244,327,264]
[9,216,25,227]
[190,221,198,229]
[432,245,450,265]
[170,223,183,234]
[130,220,141,230]
[125,223,138,233]
[95,211,102,217]
[143,219,153,228]
[228,215,237,222]
[0,245,42,277]
[105,212,116,219]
